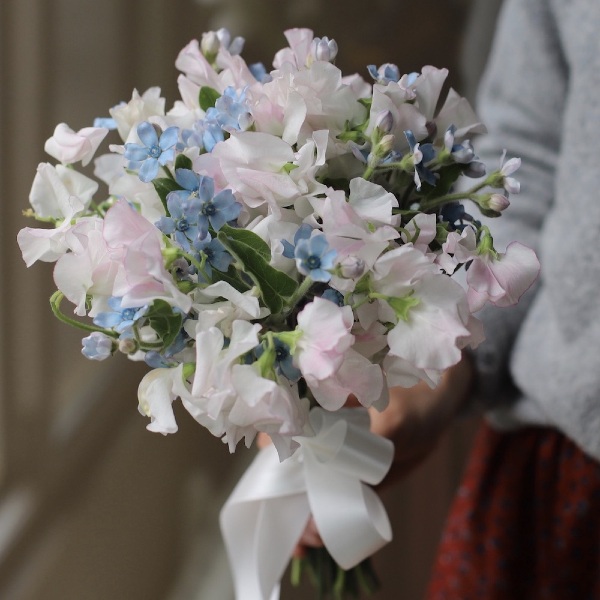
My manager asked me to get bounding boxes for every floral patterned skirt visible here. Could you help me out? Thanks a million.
[426,422,600,600]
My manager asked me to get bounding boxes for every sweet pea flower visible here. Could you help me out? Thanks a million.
[44,123,108,166]
[18,196,87,267]
[138,364,190,434]
[466,241,540,312]
[305,348,385,411]
[293,297,355,381]
[28,162,97,219]
[229,365,308,460]
[109,87,165,142]
[103,199,192,313]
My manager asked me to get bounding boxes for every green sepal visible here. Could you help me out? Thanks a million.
[217,224,298,314]
[199,86,221,112]
[387,293,420,322]
[152,178,183,214]
[145,299,183,351]
[175,154,193,171]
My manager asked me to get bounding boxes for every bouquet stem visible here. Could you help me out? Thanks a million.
[291,547,380,599]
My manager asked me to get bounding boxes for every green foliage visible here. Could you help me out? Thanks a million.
[175,154,193,171]
[152,178,182,214]
[199,86,221,112]
[145,299,183,350]
[217,224,298,314]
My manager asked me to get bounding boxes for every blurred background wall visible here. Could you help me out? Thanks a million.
[0,0,501,598]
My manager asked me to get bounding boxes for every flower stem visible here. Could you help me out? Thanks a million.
[50,291,118,338]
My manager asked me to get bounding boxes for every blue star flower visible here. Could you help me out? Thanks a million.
[367,63,401,84]
[93,297,147,335]
[196,184,241,239]
[404,130,437,190]
[124,121,179,182]
[281,223,313,259]
[193,234,234,278]
[182,118,225,153]
[254,339,301,382]
[294,234,337,282]
[205,86,252,132]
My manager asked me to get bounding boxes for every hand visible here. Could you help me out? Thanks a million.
[371,354,474,487]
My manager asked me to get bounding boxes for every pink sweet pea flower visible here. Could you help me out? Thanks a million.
[295,297,355,381]
[103,200,192,312]
[44,123,108,166]
[467,241,540,312]
[306,348,386,411]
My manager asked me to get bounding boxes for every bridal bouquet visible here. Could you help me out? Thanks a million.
[18,27,539,599]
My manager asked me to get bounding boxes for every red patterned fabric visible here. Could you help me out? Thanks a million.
[426,423,600,600]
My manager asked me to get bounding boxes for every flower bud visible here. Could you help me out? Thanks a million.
[309,37,338,64]
[118,337,139,355]
[479,193,510,214]
[201,31,220,57]
[340,256,366,279]
[374,110,394,134]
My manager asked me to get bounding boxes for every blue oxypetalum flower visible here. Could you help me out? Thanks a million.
[81,332,114,361]
[196,182,241,239]
[249,62,272,83]
[321,288,345,306]
[93,117,118,130]
[93,297,147,335]
[405,130,436,189]
[205,86,252,132]
[193,234,234,278]
[182,118,225,153]
[367,63,401,84]
[294,234,337,282]
[124,121,179,182]
[281,223,313,259]
[254,339,301,382]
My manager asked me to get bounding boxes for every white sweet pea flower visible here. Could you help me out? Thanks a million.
[347,177,399,227]
[385,275,472,372]
[229,365,308,460]
[18,195,86,266]
[138,364,189,435]
[53,217,118,315]
[44,123,108,166]
[184,320,264,451]
[29,162,97,219]
[109,87,165,142]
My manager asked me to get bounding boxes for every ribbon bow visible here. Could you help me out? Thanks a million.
[219,407,394,600]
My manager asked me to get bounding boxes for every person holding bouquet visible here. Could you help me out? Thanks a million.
[369,0,600,597]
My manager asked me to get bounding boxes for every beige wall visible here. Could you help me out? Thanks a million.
[0,1,496,598]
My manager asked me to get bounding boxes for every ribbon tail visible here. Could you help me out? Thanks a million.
[220,446,311,600]
[304,451,392,570]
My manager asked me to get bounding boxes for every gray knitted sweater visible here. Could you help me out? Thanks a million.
[471,0,600,461]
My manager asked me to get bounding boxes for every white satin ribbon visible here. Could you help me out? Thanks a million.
[219,407,394,600]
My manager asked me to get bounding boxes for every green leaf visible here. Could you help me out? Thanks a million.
[219,224,271,261]
[422,164,463,200]
[210,264,252,293]
[217,225,298,314]
[175,154,193,171]
[199,86,221,112]
[145,299,183,351]
[152,178,182,214]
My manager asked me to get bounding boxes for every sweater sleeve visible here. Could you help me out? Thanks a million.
[467,0,567,409]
